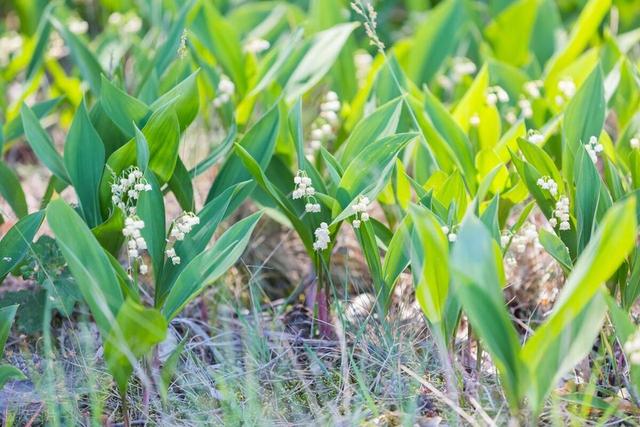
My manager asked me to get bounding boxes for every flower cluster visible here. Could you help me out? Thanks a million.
[523,80,543,99]
[518,97,533,118]
[309,91,341,150]
[555,77,576,105]
[68,17,89,35]
[441,225,457,242]
[110,167,152,216]
[244,38,270,54]
[292,171,320,213]
[123,217,148,275]
[536,176,558,197]
[351,1,384,52]
[485,86,509,105]
[508,222,540,253]
[354,50,373,87]
[108,12,142,33]
[551,196,570,230]
[165,212,200,265]
[313,222,331,251]
[469,113,480,127]
[585,136,603,163]
[351,196,371,229]
[0,32,22,67]
[451,57,476,82]
[170,212,200,241]
[624,329,640,365]
[527,130,544,144]
[213,75,235,108]
[178,30,188,58]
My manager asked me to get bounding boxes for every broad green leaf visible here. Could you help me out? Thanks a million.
[338,98,403,165]
[0,162,27,218]
[167,158,194,211]
[407,0,465,85]
[206,104,280,211]
[538,229,573,271]
[64,100,105,228]
[0,211,44,280]
[485,0,538,66]
[335,133,417,212]
[409,205,449,327]
[544,0,611,83]
[192,3,247,95]
[522,198,637,406]
[20,104,70,184]
[525,291,607,414]
[284,23,358,102]
[100,76,151,138]
[561,66,605,185]
[157,183,248,305]
[0,305,18,356]
[0,365,26,389]
[137,172,166,282]
[104,298,167,395]
[150,70,200,132]
[161,211,263,320]
[451,214,524,409]
[47,200,124,334]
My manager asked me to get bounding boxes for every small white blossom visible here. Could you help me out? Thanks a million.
[554,196,571,231]
[558,77,576,98]
[631,136,640,150]
[585,136,603,164]
[354,50,373,86]
[469,113,480,127]
[624,329,640,365]
[243,38,270,54]
[486,86,509,105]
[536,176,558,197]
[528,130,544,144]
[213,75,235,108]
[313,222,331,251]
[448,233,457,242]
[518,97,533,118]
[523,80,542,99]
[451,57,476,82]
[351,195,371,229]
[68,18,89,35]
[293,170,322,214]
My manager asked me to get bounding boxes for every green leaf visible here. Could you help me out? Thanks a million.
[561,65,605,184]
[64,100,105,228]
[104,298,167,395]
[47,200,124,335]
[134,125,150,172]
[0,305,18,357]
[0,162,28,218]
[137,172,166,282]
[20,104,70,184]
[335,133,417,212]
[100,76,151,138]
[522,197,637,408]
[409,204,449,329]
[206,104,280,211]
[407,0,465,85]
[0,365,26,389]
[485,0,538,66]
[192,3,247,95]
[338,98,403,166]
[544,0,611,83]
[284,23,358,102]
[167,158,194,211]
[451,214,525,409]
[150,71,200,132]
[0,211,44,280]
[538,229,573,271]
[161,211,263,320]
